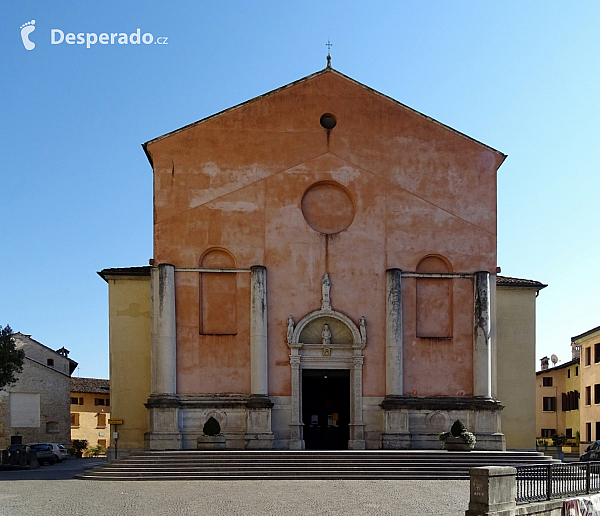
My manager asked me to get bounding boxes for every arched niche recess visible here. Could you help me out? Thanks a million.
[416,255,453,339]
[199,248,237,335]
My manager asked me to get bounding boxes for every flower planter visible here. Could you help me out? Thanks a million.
[197,435,226,451]
[442,436,474,451]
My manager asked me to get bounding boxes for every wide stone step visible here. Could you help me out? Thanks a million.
[77,450,558,481]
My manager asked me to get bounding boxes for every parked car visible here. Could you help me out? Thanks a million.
[6,444,28,454]
[580,440,600,461]
[46,443,68,463]
[27,444,55,465]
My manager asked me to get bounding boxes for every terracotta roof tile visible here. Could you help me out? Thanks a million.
[497,275,547,289]
[71,377,110,394]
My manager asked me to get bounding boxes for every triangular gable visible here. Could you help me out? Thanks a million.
[142,67,506,167]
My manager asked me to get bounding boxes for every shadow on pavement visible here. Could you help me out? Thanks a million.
[0,458,106,481]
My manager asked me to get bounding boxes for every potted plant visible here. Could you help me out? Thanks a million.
[197,416,226,450]
[438,419,476,451]
[72,439,88,458]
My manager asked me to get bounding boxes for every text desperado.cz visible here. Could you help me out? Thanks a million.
[51,29,167,48]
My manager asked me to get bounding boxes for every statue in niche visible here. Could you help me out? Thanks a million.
[321,324,331,345]
[287,315,294,344]
[359,316,367,346]
[321,273,331,310]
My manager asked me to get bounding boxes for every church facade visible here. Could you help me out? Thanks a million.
[100,66,545,453]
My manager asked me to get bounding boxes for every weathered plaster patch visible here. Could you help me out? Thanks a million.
[330,165,361,185]
[203,162,220,178]
[189,165,270,209]
[210,201,258,212]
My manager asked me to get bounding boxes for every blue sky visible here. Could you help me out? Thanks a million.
[2,1,599,378]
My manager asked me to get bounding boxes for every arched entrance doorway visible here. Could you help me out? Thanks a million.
[286,280,366,450]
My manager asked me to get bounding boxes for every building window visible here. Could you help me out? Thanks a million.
[576,366,579,376]
[568,369,571,378]
[566,428,573,438]
[543,377,553,387]
[586,347,591,366]
[95,398,106,406]
[586,386,592,405]
[71,413,80,426]
[46,421,59,433]
[596,343,600,363]
[587,423,592,442]
[541,429,556,438]
[97,413,106,427]
[71,397,84,405]
[595,384,600,404]
[98,439,107,448]
[597,422,600,441]
[543,397,556,412]
[47,359,54,366]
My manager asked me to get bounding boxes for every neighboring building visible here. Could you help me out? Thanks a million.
[70,377,111,448]
[497,276,547,450]
[0,333,77,448]
[535,353,580,443]
[573,325,600,448]
[99,63,545,455]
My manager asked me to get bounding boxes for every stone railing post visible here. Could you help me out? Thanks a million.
[465,466,516,516]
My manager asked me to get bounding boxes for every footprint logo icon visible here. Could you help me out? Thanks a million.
[20,20,36,50]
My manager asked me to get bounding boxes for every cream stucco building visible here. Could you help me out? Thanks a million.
[70,377,111,449]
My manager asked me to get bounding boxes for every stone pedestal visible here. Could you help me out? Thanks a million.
[245,395,275,449]
[144,395,182,450]
[465,466,516,516]
[380,396,505,451]
[381,406,412,449]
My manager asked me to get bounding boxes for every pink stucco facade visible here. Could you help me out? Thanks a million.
[140,67,506,450]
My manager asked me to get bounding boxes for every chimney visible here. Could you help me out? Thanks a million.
[540,356,549,371]
[572,342,581,360]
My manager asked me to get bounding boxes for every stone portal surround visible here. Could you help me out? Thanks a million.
[287,297,367,450]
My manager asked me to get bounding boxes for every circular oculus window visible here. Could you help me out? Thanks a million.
[301,182,355,234]
[320,113,337,130]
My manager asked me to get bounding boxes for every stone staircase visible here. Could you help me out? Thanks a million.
[77,450,558,481]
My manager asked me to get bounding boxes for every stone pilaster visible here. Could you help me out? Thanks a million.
[288,352,304,449]
[145,264,180,450]
[474,271,492,398]
[385,268,403,396]
[250,266,268,396]
[381,269,410,448]
[246,265,274,447]
[348,353,366,449]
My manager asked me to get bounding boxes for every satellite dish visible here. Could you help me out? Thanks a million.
[551,354,559,366]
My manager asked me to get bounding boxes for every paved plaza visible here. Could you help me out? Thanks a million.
[0,459,470,515]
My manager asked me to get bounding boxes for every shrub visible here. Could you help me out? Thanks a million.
[84,444,107,457]
[72,439,88,453]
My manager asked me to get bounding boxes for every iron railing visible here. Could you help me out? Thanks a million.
[516,462,600,504]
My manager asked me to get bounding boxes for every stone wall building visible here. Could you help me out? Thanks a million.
[100,64,545,454]
[70,377,111,448]
[0,333,77,448]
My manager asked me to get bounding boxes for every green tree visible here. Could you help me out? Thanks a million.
[0,325,25,390]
